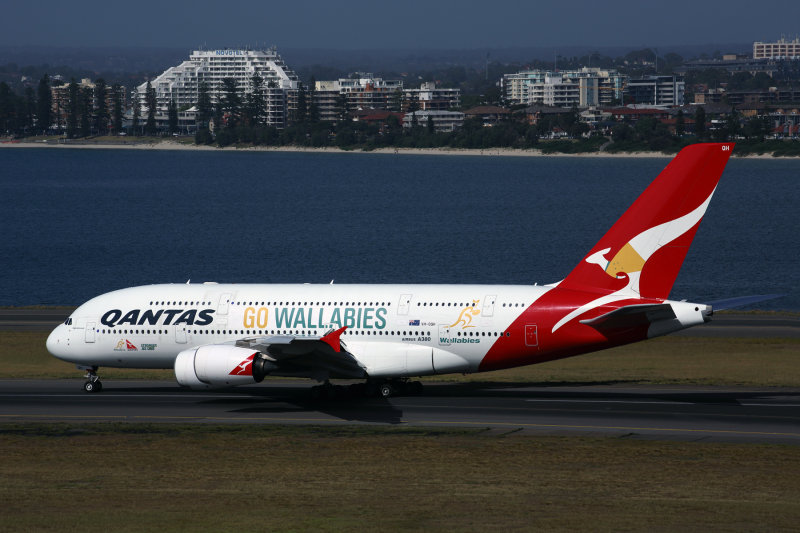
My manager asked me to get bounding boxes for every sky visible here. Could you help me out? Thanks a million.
[3,0,800,50]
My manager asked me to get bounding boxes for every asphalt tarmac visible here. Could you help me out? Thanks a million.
[2,379,799,445]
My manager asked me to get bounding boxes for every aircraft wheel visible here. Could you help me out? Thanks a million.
[409,381,423,395]
[83,380,102,393]
[378,383,394,398]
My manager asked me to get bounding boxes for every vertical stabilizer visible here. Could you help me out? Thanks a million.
[559,143,734,300]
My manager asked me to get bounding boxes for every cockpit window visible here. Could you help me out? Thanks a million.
[64,318,73,325]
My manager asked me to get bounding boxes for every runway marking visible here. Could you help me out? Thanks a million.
[415,420,800,438]
[0,394,251,399]
[2,414,798,439]
[524,399,694,405]
[0,414,128,419]
[740,403,800,407]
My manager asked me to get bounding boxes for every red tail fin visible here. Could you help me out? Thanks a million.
[559,143,734,299]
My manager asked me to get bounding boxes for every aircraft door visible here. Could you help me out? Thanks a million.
[438,325,452,346]
[482,295,497,317]
[85,322,96,343]
[217,293,232,315]
[525,325,539,348]
[175,325,187,344]
[398,294,412,315]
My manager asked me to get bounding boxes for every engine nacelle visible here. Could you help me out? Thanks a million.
[175,345,264,389]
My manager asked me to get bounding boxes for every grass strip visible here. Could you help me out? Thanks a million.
[1,423,799,532]
[2,331,798,386]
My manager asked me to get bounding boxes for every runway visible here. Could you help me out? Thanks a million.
[2,379,799,444]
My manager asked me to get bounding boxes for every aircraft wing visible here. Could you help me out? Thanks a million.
[580,303,676,332]
[234,327,366,379]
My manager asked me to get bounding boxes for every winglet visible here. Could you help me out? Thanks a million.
[320,326,348,352]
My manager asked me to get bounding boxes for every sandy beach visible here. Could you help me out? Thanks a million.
[0,139,787,158]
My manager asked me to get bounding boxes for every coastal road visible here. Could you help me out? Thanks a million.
[2,380,799,445]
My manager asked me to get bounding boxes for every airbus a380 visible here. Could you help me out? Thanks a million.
[48,143,743,396]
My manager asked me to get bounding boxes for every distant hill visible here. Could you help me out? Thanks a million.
[0,43,752,75]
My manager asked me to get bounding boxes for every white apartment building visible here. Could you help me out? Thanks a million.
[402,110,464,132]
[753,37,800,59]
[502,67,626,107]
[314,75,403,121]
[134,48,301,129]
[403,82,461,111]
[625,75,685,106]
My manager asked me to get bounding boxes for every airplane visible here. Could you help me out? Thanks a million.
[48,142,742,397]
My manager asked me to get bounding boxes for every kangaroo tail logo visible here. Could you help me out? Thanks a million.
[448,300,480,328]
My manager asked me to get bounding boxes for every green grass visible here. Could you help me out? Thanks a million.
[1,423,799,532]
[3,331,798,386]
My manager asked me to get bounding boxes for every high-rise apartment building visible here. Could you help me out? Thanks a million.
[134,48,301,129]
[625,75,685,106]
[502,68,626,107]
[753,37,800,59]
[314,75,403,121]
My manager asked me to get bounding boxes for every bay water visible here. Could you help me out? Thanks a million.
[0,148,797,309]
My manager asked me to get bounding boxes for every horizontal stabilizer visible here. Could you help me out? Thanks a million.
[580,303,676,331]
[706,294,785,311]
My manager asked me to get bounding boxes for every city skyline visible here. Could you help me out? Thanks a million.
[3,0,800,50]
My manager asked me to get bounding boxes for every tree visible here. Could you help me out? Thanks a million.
[407,92,419,129]
[79,86,92,137]
[196,81,212,128]
[426,113,435,133]
[66,79,79,138]
[695,106,706,138]
[36,74,51,134]
[0,82,19,135]
[676,109,685,136]
[94,78,108,135]
[335,92,348,122]
[195,80,213,143]
[295,84,307,123]
[244,74,264,126]
[307,76,319,123]
[390,87,403,112]
[168,99,178,134]
[131,90,141,136]
[725,110,740,140]
[743,115,765,141]
[145,80,157,135]
[23,87,35,133]
[111,83,123,134]
[220,77,241,128]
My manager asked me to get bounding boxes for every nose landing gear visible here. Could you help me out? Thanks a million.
[78,365,103,393]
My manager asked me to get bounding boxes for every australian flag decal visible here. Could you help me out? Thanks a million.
[409,319,420,326]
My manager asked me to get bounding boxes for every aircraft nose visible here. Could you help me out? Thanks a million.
[46,324,69,360]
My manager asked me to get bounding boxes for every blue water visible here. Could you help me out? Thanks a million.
[0,148,797,309]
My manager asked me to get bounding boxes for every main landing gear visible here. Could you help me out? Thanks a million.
[371,379,424,399]
[79,365,103,393]
[309,379,423,400]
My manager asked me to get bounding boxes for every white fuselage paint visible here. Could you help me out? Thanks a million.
[46,282,554,378]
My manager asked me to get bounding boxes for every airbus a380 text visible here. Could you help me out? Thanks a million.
[48,143,737,396]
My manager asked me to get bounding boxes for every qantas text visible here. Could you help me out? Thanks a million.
[101,309,215,327]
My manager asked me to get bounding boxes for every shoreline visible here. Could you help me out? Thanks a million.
[1,139,790,158]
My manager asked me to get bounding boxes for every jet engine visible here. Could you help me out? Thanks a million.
[174,345,275,389]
